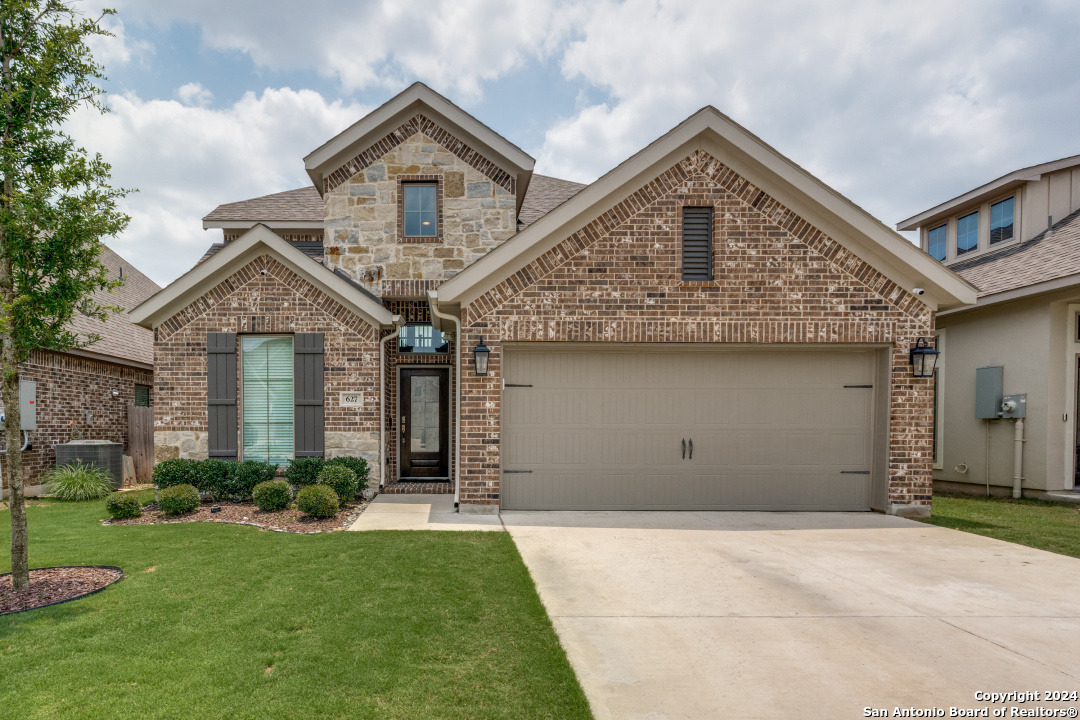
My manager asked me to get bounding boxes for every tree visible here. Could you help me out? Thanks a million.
[0,2,129,590]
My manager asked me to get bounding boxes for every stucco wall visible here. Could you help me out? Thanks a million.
[458,150,936,515]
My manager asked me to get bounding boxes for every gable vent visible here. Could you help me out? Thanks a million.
[682,207,713,281]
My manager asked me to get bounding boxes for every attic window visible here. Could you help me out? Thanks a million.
[990,197,1014,245]
[403,183,438,238]
[681,207,713,281]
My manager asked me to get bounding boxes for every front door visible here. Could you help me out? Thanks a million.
[400,368,450,479]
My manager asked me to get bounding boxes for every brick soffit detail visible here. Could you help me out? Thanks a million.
[468,150,931,328]
[323,114,515,195]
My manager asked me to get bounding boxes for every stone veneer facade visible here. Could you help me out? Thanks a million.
[0,350,153,494]
[455,150,936,515]
[153,254,382,482]
[322,118,517,295]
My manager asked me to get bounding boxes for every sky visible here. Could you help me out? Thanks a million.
[69,0,1080,286]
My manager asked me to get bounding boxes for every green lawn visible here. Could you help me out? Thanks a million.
[0,493,591,720]
[923,492,1080,559]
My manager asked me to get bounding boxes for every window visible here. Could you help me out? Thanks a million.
[399,324,449,354]
[681,206,713,281]
[134,384,151,407]
[956,211,978,255]
[403,183,437,237]
[990,197,1014,244]
[241,336,293,465]
[928,224,947,261]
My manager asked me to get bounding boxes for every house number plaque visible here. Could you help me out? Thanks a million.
[339,392,364,408]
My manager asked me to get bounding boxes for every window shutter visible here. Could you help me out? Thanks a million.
[294,333,325,459]
[207,333,238,460]
[682,207,713,281]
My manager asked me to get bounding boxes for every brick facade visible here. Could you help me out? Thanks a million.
[153,254,383,481]
[0,350,153,493]
[456,150,935,514]
[323,127,517,296]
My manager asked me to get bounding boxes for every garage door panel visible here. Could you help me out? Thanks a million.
[502,348,877,511]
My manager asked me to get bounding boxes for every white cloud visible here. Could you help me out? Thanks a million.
[176,82,213,107]
[86,15,151,68]
[68,88,369,284]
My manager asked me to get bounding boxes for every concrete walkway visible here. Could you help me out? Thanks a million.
[501,510,1080,720]
[348,494,503,531]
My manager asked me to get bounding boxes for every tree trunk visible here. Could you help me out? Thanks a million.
[0,251,28,591]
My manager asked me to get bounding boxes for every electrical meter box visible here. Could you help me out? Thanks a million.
[975,366,1003,419]
[1000,394,1026,419]
[0,381,37,431]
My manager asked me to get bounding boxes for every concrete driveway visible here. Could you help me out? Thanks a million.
[501,511,1080,720]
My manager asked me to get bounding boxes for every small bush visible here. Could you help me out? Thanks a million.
[105,492,142,519]
[158,483,200,516]
[317,464,358,504]
[234,461,278,501]
[153,458,199,490]
[195,459,236,500]
[285,457,325,488]
[252,480,292,511]
[325,456,369,491]
[45,461,114,501]
[296,484,339,518]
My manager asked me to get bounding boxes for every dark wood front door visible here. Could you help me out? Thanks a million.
[400,368,450,479]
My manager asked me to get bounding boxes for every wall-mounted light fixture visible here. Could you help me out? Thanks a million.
[473,337,490,376]
[909,337,940,378]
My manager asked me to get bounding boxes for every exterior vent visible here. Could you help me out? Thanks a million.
[682,207,713,281]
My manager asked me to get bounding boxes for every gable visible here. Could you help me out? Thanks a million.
[465,151,931,330]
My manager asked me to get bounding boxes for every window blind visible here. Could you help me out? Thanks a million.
[242,336,294,465]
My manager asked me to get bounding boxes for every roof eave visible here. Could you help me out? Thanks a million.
[303,82,535,197]
[436,106,977,311]
[130,225,393,329]
[202,219,324,231]
[939,272,1080,317]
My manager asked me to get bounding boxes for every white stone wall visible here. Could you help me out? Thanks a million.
[323,132,516,293]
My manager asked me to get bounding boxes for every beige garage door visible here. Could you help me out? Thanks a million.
[501,347,878,511]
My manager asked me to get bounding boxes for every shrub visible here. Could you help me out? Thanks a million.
[234,461,278,501]
[317,464,358,504]
[158,483,200,516]
[325,456,369,491]
[45,461,114,501]
[194,459,237,500]
[105,492,142,519]
[296,484,339,518]
[252,480,292,511]
[285,457,325,488]
[153,458,199,490]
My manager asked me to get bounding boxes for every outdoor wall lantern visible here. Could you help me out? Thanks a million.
[473,337,490,376]
[909,337,940,378]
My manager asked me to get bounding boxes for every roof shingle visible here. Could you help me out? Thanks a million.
[950,209,1080,297]
[517,174,587,227]
[203,187,323,223]
[67,245,161,366]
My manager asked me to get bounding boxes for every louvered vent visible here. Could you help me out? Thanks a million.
[682,207,713,281]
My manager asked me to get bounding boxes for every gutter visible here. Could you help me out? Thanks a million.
[427,290,462,510]
[378,315,404,489]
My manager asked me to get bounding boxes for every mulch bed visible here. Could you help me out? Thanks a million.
[1,566,124,616]
[103,499,369,534]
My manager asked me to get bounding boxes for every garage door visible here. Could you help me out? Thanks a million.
[501,347,878,511]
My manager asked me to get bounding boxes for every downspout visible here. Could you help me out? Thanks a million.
[427,290,461,509]
[1012,418,1025,499]
[379,315,404,489]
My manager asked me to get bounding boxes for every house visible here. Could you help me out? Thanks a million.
[1,244,160,497]
[898,154,1080,499]
[131,83,975,516]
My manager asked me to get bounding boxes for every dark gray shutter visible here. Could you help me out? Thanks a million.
[682,206,713,281]
[207,333,238,460]
[294,333,325,458]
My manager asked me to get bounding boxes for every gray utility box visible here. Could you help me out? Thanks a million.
[0,380,37,431]
[975,366,1004,419]
[1000,394,1027,419]
[55,441,123,489]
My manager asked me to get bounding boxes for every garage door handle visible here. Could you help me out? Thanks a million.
[682,438,686,459]
[688,438,693,460]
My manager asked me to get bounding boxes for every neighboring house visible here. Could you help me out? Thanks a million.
[897,154,1080,498]
[131,83,974,517]
[0,245,160,497]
